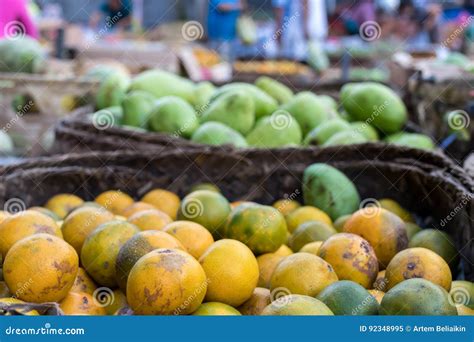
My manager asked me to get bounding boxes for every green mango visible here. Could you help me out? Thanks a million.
[323,130,368,146]
[246,110,302,148]
[193,82,216,112]
[380,279,457,315]
[128,70,195,103]
[317,281,379,315]
[350,122,379,141]
[200,90,255,135]
[385,132,435,150]
[303,163,360,220]
[148,96,199,138]
[255,76,294,105]
[121,91,155,128]
[318,95,338,112]
[89,106,123,128]
[95,72,130,110]
[304,119,351,146]
[341,82,407,134]
[191,122,248,148]
[0,37,45,73]
[213,83,278,119]
[281,92,329,136]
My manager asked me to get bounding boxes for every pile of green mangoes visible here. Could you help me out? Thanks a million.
[93,69,435,150]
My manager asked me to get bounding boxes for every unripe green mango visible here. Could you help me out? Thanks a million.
[303,163,360,220]
[96,72,130,110]
[255,76,294,105]
[281,92,329,136]
[341,82,407,134]
[191,122,248,148]
[148,96,199,138]
[200,90,255,135]
[121,91,155,128]
[385,132,435,150]
[246,110,302,148]
[128,69,196,104]
[213,83,278,119]
[304,119,352,146]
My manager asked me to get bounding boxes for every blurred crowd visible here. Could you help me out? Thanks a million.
[1,0,473,57]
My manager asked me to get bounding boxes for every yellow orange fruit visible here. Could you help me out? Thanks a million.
[45,193,84,219]
[141,189,181,220]
[163,221,214,259]
[3,234,78,303]
[127,209,172,231]
[95,190,134,215]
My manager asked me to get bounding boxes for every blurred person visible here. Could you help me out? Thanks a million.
[0,0,38,39]
[272,0,308,59]
[207,0,245,60]
[89,0,133,31]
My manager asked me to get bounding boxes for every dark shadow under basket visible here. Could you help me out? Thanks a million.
[0,147,472,281]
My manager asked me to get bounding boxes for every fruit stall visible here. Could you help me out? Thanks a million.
[0,2,473,325]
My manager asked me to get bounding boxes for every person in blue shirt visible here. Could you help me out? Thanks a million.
[207,0,245,60]
[90,0,133,31]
